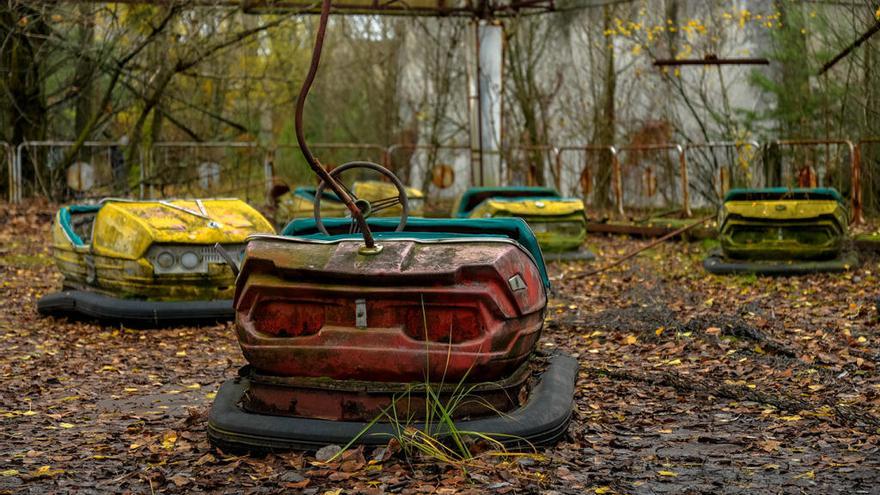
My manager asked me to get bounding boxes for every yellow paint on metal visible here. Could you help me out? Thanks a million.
[50,199,274,300]
[275,181,425,225]
[718,199,848,260]
[352,180,425,217]
[470,198,583,218]
[469,198,587,252]
[721,199,846,223]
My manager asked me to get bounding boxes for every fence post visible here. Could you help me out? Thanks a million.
[2,143,13,203]
[264,147,275,206]
[611,146,623,217]
[676,144,692,217]
[852,141,862,224]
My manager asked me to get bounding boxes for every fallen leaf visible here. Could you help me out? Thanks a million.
[759,440,781,452]
[29,465,64,478]
[162,431,178,450]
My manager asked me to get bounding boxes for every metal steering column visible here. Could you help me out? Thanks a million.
[295,0,376,249]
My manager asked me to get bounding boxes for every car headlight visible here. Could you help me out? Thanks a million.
[148,245,210,275]
[180,251,201,270]
[156,251,175,269]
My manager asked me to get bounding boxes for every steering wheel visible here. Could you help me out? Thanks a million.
[314,161,410,235]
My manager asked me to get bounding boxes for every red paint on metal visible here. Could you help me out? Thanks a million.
[235,238,547,383]
[241,363,530,421]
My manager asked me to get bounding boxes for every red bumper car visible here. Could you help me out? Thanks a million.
[208,217,577,452]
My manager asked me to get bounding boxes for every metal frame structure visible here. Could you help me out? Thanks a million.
[503,144,558,187]
[149,141,268,202]
[385,143,471,192]
[653,56,769,66]
[72,0,558,17]
[770,139,861,224]
[615,143,691,218]
[683,140,762,201]
[15,141,131,201]
[4,139,871,227]
[554,145,621,216]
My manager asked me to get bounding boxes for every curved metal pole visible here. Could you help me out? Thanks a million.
[295,0,374,247]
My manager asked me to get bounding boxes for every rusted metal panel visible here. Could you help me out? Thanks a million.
[235,237,547,383]
[241,362,529,421]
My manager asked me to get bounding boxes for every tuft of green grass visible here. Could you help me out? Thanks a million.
[331,296,533,467]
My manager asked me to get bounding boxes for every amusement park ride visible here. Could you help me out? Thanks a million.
[202,0,578,451]
[35,0,880,453]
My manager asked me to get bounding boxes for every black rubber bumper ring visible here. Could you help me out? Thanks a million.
[37,290,234,327]
[703,249,859,276]
[207,353,578,454]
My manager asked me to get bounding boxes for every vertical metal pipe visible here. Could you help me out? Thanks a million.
[677,144,691,217]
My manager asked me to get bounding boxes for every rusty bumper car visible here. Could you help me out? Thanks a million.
[210,8,575,452]
[704,188,857,275]
[452,186,594,262]
[37,198,275,326]
[207,215,578,452]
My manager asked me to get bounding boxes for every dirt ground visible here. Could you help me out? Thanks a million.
[1,200,879,494]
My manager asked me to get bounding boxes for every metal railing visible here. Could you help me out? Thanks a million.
[1,139,872,225]
[555,145,622,216]
[770,139,860,224]
[149,141,268,202]
[385,144,471,197]
[503,145,559,187]
[615,143,691,218]
[684,141,762,203]
[15,141,133,201]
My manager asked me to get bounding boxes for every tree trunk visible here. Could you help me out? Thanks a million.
[73,4,95,160]
[864,37,880,215]
[0,4,48,197]
[593,5,616,209]
[775,0,812,138]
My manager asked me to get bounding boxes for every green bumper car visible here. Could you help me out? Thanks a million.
[452,186,594,261]
[704,188,857,275]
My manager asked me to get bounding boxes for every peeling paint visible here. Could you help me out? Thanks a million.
[50,199,274,300]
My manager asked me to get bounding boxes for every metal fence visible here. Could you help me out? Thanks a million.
[614,144,691,218]
[3,138,873,225]
[14,141,134,202]
[684,141,763,207]
[147,142,269,203]
[555,146,622,215]
[502,145,558,188]
[272,143,388,187]
[386,144,471,201]
[767,140,860,222]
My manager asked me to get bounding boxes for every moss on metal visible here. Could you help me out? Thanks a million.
[50,199,274,301]
[718,198,848,260]
[468,198,587,253]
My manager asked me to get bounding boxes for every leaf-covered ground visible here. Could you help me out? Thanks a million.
[1,200,878,494]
